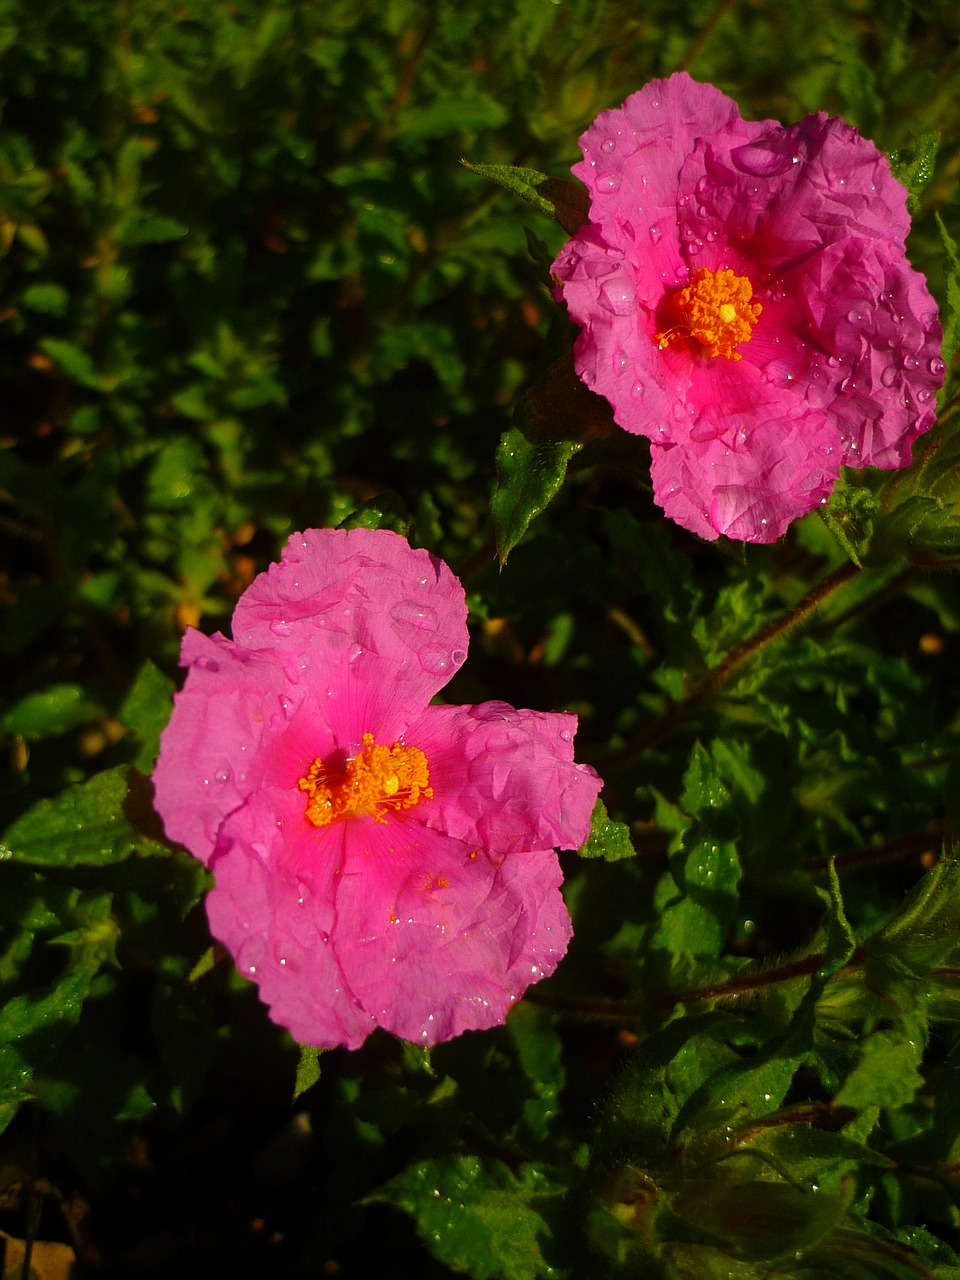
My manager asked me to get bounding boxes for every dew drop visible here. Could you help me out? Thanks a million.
[391,599,438,632]
[194,656,220,672]
[420,643,451,675]
[839,375,859,394]
[451,649,467,666]
[902,354,921,371]
[846,307,864,323]
[599,278,634,315]
[596,170,621,192]
[880,365,898,387]
[764,357,796,387]
[631,380,646,399]
[917,389,933,403]
[270,620,291,636]
[687,240,703,256]
[929,356,946,376]
[347,641,364,664]
[214,767,231,783]
[705,228,718,242]
[648,223,662,244]
[601,137,616,153]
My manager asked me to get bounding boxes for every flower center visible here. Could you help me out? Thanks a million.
[298,732,433,828]
[655,267,762,361]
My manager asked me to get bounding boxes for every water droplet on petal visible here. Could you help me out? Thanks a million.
[705,228,718,242]
[347,641,363,664]
[270,620,291,637]
[214,767,231,783]
[451,649,467,666]
[902,354,921,371]
[649,223,662,244]
[929,356,946,376]
[917,389,933,403]
[599,278,635,315]
[596,170,621,192]
[601,137,616,153]
[391,600,438,633]
[420,644,451,676]
[846,308,863,323]
[631,380,645,399]
[731,141,795,177]
[688,241,703,256]
[764,358,797,387]
[880,365,897,387]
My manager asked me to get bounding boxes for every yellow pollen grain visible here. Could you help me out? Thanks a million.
[655,267,762,361]
[298,732,432,828]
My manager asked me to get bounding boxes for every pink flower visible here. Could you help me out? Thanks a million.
[153,527,601,1049]
[553,72,944,543]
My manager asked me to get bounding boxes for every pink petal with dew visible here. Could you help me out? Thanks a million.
[206,789,376,1049]
[650,405,840,543]
[331,816,572,1045]
[790,236,941,467]
[408,702,601,855]
[231,527,469,709]
[573,73,766,239]
[153,629,299,865]
[274,627,441,752]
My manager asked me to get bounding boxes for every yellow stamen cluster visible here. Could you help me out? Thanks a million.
[298,733,433,828]
[655,267,762,361]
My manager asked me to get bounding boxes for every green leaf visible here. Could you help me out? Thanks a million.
[1,684,103,740]
[120,660,175,773]
[294,1045,323,1100]
[888,132,939,213]
[1,766,168,866]
[870,856,960,971]
[20,282,70,316]
[462,160,589,233]
[835,1026,925,1110]
[578,798,636,862]
[508,1003,564,1141]
[670,1178,847,1262]
[339,492,413,536]
[368,1156,564,1280]
[935,211,960,379]
[491,428,581,565]
[0,891,117,1127]
[37,338,104,390]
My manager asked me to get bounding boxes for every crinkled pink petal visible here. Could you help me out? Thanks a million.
[650,406,840,543]
[552,71,944,543]
[233,527,470,711]
[330,817,571,1045]
[206,790,376,1049]
[205,789,572,1048]
[407,702,601,855]
[153,630,296,865]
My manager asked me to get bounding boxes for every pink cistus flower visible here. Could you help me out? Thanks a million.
[553,72,945,543]
[153,527,601,1048]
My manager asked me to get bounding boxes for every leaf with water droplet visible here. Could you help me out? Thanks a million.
[461,159,589,234]
[889,132,939,214]
[578,798,636,862]
[2,766,170,866]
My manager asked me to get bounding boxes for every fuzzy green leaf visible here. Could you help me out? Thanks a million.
[579,798,636,862]
[1,766,168,866]
[368,1156,564,1280]
[491,427,581,565]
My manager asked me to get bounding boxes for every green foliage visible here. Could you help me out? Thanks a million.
[1,0,959,1274]
[369,1156,566,1280]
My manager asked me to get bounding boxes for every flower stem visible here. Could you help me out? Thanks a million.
[609,559,860,760]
